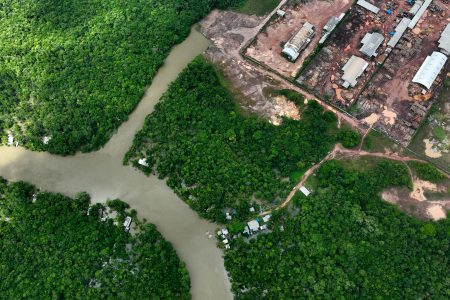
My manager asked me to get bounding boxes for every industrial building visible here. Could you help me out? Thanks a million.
[412,52,448,90]
[282,22,315,61]
[356,0,380,14]
[387,17,411,49]
[360,32,384,57]
[408,0,432,29]
[438,23,450,56]
[319,13,345,44]
[341,55,369,88]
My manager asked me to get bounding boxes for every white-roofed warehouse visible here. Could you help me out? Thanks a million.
[341,55,369,88]
[412,52,448,90]
[282,22,315,61]
[438,23,450,56]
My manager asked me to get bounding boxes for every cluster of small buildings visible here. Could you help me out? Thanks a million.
[243,214,271,235]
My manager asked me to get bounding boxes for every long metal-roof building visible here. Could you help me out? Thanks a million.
[408,0,432,29]
[387,17,411,48]
[438,23,450,56]
[341,55,369,88]
[356,0,380,14]
[412,52,448,90]
[282,22,315,61]
[360,32,384,57]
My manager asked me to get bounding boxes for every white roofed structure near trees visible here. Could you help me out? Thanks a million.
[247,220,260,231]
[438,23,450,56]
[300,186,311,196]
[412,52,448,90]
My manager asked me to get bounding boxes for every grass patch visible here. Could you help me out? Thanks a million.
[362,129,397,153]
[290,170,304,184]
[407,161,445,183]
[338,156,392,173]
[233,0,280,16]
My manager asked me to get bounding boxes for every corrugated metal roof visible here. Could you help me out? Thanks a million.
[409,0,423,15]
[438,23,450,55]
[356,0,380,14]
[408,0,432,29]
[342,55,369,88]
[360,32,384,57]
[412,52,448,90]
[282,22,315,61]
[387,17,411,48]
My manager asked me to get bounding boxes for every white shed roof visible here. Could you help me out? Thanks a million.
[300,186,310,196]
[357,0,380,14]
[360,32,384,57]
[412,52,448,90]
[262,214,271,223]
[438,23,450,55]
[247,220,259,231]
[138,158,149,167]
[408,0,432,29]
[341,55,369,88]
[387,18,411,48]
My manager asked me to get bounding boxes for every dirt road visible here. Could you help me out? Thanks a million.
[260,144,450,215]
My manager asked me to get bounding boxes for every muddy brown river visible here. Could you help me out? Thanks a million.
[0,28,232,300]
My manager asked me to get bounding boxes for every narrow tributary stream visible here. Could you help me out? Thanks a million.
[0,28,232,300]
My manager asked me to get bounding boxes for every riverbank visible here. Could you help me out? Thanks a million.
[0,28,232,300]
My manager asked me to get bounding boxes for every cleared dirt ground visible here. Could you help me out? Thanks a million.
[245,0,353,78]
[355,0,449,147]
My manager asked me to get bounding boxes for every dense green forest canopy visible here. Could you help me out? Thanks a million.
[224,160,450,299]
[0,178,190,299]
[125,57,358,222]
[0,0,239,154]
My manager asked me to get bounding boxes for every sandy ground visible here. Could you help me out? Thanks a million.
[363,113,379,126]
[424,138,443,158]
[246,0,352,78]
[427,205,447,221]
[410,179,441,202]
[200,9,301,124]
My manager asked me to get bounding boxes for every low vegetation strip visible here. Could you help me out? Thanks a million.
[0,0,240,154]
[224,159,449,299]
[125,56,359,222]
[0,178,190,299]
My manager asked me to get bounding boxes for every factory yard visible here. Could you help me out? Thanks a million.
[244,0,353,78]
[298,1,420,107]
[355,0,449,147]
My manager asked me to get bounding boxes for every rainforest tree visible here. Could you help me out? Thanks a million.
[0,0,240,154]
[0,178,190,299]
[224,159,449,299]
[125,57,356,222]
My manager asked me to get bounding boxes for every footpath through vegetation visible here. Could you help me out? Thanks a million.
[0,178,190,299]
[224,159,450,298]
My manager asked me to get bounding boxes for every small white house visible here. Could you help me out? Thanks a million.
[221,228,229,236]
[247,220,260,232]
[276,9,286,17]
[225,212,232,220]
[225,244,231,249]
[223,239,229,244]
[123,216,132,231]
[7,133,14,146]
[138,158,149,167]
[262,214,271,223]
[260,224,268,230]
[249,207,255,212]
[300,186,311,196]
